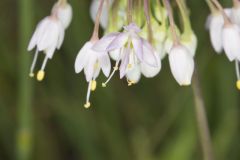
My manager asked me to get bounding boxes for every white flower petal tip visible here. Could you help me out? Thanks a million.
[236,80,240,90]
[222,24,240,61]
[52,2,73,29]
[169,45,194,86]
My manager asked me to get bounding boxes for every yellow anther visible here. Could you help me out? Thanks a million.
[127,80,135,86]
[113,66,118,70]
[127,64,132,69]
[236,80,240,90]
[84,102,91,109]
[37,70,45,81]
[91,80,97,91]
[29,73,34,78]
[102,83,107,87]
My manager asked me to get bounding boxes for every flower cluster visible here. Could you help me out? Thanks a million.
[206,0,240,89]
[28,0,200,108]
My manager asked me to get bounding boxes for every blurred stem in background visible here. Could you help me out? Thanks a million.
[16,0,33,159]
[192,69,215,160]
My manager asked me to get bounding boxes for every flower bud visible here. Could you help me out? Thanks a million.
[169,45,194,86]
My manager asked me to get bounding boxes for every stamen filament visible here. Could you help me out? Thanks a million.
[235,60,240,90]
[84,81,92,108]
[37,55,48,81]
[29,49,39,77]
[102,61,120,87]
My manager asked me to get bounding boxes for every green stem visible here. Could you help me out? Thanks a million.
[17,0,33,160]
[192,70,215,160]
[205,0,218,14]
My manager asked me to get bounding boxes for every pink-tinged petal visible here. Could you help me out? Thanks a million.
[107,32,128,51]
[28,17,50,51]
[119,48,130,79]
[74,42,92,73]
[99,54,111,77]
[142,39,159,67]
[84,54,97,82]
[109,49,121,61]
[132,36,143,61]
[92,32,119,51]
[123,23,141,33]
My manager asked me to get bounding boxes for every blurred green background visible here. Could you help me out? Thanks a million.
[0,0,239,160]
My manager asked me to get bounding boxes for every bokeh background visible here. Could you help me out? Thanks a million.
[0,0,239,160]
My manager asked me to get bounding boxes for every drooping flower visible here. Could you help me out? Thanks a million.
[90,0,114,29]
[169,45,194,86]
[28,0,72,81]
[93,23,161,86]
[222,23,240,61]
[28,16,65,81]
[52,0,73,29]
[206,9,231,53]
[74,41,111,108]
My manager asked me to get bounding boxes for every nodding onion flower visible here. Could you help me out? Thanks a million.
[163,0,195,86]
[93,23,161,87]
[74,0,111,108]
[90,0,114,29]
[28,0,72,81]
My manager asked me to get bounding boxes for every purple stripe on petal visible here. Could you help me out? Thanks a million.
[107,32,128,51]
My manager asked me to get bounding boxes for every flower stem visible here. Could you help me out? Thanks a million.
[143,0,153,43]
[91,0,105,41]
[17,0,34,159]
[206,0,218,13]
[192,70,215,160]
[127,0,133,23]
[163,0,179,45]
[233,0,240,8]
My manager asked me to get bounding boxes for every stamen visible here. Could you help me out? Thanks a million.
[37,55,49,81]
[235,60,240,90]
[84,81,92,109]
[127,79,135,86]
[102,61,120,87]
[29,49,39,78]
[91,80,97,91]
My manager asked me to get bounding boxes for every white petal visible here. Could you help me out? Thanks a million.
[169,45,194,86]
[126,65,141,83]
[57,26,65,49]
[109,49,121,61]
[92,32,119,51]
[53,3,73,29]
[222,24,240,61]
[99,54,111,77]
[84,54,97,82]
[142,39,159,67]
[140,54,161,78]
[209,14,224,53]
[132,36,143,61]
[74,42,92,73]
[28,17,50,51]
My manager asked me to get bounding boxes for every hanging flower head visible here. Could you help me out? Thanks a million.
[28,0,72,81]
[74,0,111,108]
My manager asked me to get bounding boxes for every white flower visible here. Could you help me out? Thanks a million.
[28,16,65,81]
[222,24,240,61]
[181,32,198,56]
[93,23,161,86]
[206,9,231,53]
[75,41,111,108]
[90,0,114,29]
[169,45,194,86]
[52,1,73,29]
